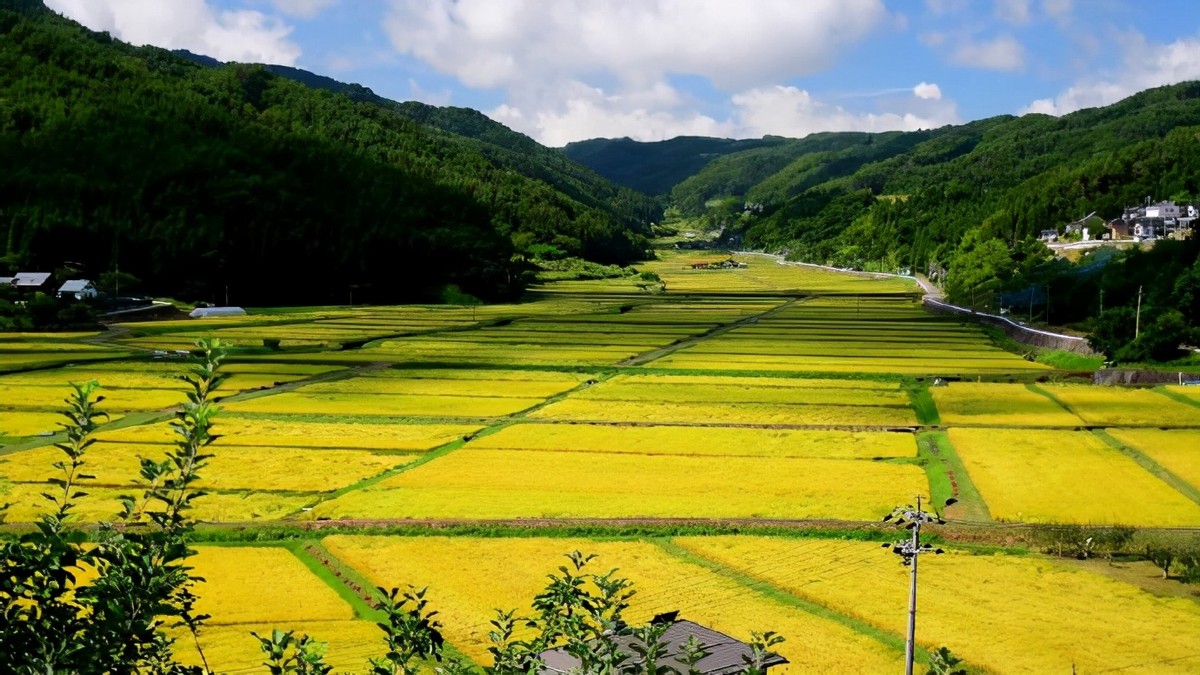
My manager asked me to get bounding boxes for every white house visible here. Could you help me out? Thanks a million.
[57,279,98,300]
[189,306,247,318]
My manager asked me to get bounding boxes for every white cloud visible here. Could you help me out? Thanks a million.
[45,0,301,65]
[382,0,887,91]
[995,0,1032,24]
[730,85,958,139]
[949,34,1026,71]
[1021,35,1200,116]
[270,0,338,19]
[913,82,943,100]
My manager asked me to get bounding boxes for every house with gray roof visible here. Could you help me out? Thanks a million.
[57,279,98,300]
[12,271,54,292]
[537,617,787,675]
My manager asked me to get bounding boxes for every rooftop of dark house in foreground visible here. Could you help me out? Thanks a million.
[537,616,788,675]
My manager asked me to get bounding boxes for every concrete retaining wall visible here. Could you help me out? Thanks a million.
[923,297,1101,356]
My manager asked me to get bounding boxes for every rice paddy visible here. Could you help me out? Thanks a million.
[4,253,1200,672]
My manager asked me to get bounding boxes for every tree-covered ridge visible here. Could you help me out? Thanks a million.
[561,136,789,197]
[0,1,650,305]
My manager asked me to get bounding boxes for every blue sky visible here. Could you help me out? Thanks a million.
[45,0,1200,146]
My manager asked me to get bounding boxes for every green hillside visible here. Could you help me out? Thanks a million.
[0,1,651,305]
[561,136,787,196]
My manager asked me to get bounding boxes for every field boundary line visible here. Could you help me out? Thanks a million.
[918,430,992,523]
[1151,386,1200,409]
[1025,382,1087,422]
[616,297,808,367]
[653,539,915,660]
[1091,429,1200,506]
[283,373,620,519]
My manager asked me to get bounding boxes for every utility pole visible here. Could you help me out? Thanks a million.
[883,496,953,675]
[1135,285,1143,338]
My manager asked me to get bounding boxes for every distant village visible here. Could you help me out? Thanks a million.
[1041,199,1198,244]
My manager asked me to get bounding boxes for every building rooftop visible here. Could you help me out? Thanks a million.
[13,272,52,287]
[537,618,787,675]
[58,279,93,293]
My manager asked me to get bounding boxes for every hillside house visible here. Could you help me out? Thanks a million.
[57,279,98,300]
[536,616,787,675]
[12,272,53,293]
[1122,201,1198,240]
[1108,219,1130,239]
[0,276,13,287]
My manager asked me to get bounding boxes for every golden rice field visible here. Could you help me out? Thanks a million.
[222,391,548,418]
[529,398,918,427]
[1036,384,1200,427]
[947,427,1200,526]
[930,382,1085,426]
[321,536,905,673]
[638,252,917,295]
[1164,384,1200,404]
[571,378,910,406]
[1106,428,1200,491]
[97,417,481,451]
[678,536,1200,675]
[311,449,928,521]
[469,423,917,459]
[0,482,310,522]
[176,546,378,673]
[0,442,416,492]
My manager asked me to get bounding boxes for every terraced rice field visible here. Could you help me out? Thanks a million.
[176,546,378,673]
[947,428,1200,526]
[678,536,1200,675]
[1105,428,1200,491]
[310,448,928,521]
[321,536,906,673]
[1036,384,1200,427]
[930,382,1085,426]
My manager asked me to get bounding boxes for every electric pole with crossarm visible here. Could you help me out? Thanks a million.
[882,495,956,675]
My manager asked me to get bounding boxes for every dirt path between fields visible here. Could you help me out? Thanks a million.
[617,296,808,367]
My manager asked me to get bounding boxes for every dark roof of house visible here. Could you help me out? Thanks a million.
[537,619,787,675]
[13,272,52,287]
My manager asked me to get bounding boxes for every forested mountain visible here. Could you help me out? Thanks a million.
[0,0,651,304]
[561,136,788,196]
[171,52,658,233]
[572,84,1200,360]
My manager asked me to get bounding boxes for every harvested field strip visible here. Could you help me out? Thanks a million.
[948,427,1200,526]
[321,535,905,672]
[528,398,919,427]
[467,423,917,459]
[677,537,1200,675]
[311,449,928,521]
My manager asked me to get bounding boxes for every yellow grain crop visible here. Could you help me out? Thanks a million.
[0,443,415,492]
[948,428,1200,526]
[1106,429,1200,490]
[0,411,79,437]
[529,398,918,427]
[930,383,1084,426]
[321,535,904,673]
[312,449,928,521]
[1039,385,1200,426]
[677,536,1200,674]
[299,376,578,399]
[1164,385,1200,404]
[172,546,378,673]
[98,417,480,450]
[222,392,545,418]
[604,373,900,389]
[0,483,312,522]
[572,381,910,406]
[469,423,916,459]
